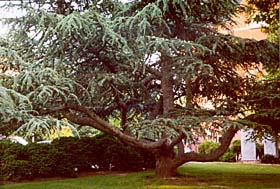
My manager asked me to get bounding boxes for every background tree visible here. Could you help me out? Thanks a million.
[243,72,280,139]
[0,0,279,177]
[242,0,279,139]
[245,0,279,42]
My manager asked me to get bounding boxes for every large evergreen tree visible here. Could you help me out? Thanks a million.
[0,0,278,177]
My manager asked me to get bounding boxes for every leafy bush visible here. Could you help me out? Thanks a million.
[231,140,241,155]
[229,140,241,161]
[198,141,220,154]
[0,134,155,181]
[219,151,236,162]
[27,143,55,177]
[198,141,237,162]
[0,141,33,181]
[51,135,155,172]
[261,154,280,164]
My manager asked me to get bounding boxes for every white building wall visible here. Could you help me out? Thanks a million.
[241,129,257,161]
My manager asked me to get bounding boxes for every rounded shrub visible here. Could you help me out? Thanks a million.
[219,151,236,162]
[198,141,220,154]
[231,140,241,155]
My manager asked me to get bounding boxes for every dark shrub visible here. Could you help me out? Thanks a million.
[91,135,155,171]
[50,135,155,172]
[0,141,32,181]
[51,137,93,176]
[256,143,264,160]
[0,134,155,181]
[261,154,280,164]
[2,159,33,181]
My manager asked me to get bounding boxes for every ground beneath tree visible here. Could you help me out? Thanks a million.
[1,170,133,185]
[2,170,230,188]
[2,163,280,187]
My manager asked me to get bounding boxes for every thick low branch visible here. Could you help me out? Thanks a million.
[173,126,238,168]
[43,104,166,150]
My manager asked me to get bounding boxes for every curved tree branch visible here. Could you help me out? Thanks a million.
[41,103,166,150]
[173,126,238,167]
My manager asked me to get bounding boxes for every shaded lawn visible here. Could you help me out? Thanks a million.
[1,172,148,189]
[1,162,280,189]
[177,162,280,189]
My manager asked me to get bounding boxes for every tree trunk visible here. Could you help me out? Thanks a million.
[161,57,174,115]
[57,0,66,14]
[155,152,178,177]
[156,57,181,177]
[177,141,185,156]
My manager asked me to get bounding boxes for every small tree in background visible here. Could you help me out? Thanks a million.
[231,140,241,160]
[245,0,279,43]
[198,141,220,155]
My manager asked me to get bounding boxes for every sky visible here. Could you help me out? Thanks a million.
[0,1,25,36]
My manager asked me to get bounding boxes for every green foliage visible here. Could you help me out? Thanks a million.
[243,78,280,137]
[0,0,279,166]
[219,151,236,162]
[198,140,238,162]
[231,139,241,156]
[198,141,220,154]
[0,135,155,181]
[245,0,279,42]
[218,139,240,162]
[0,141,32,181]
[27,143,55,176]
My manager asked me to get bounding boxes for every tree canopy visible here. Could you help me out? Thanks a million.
[242,0,280,138]
[245,0,279,42]
[0,0,279,177]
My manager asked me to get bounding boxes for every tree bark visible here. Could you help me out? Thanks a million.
[60,104,167,150]
[161,56,185,157]
[176,141,185,157]
[56,0,65,14]
[154,149,178,177]
[154,126,238,177]
[173,126,239,168]
[161,57,174,114]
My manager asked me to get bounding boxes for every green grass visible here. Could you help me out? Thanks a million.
[177,162,280,189]
[2,162,280,189]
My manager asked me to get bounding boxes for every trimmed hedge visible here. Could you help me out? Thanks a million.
[0,135,155,181]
